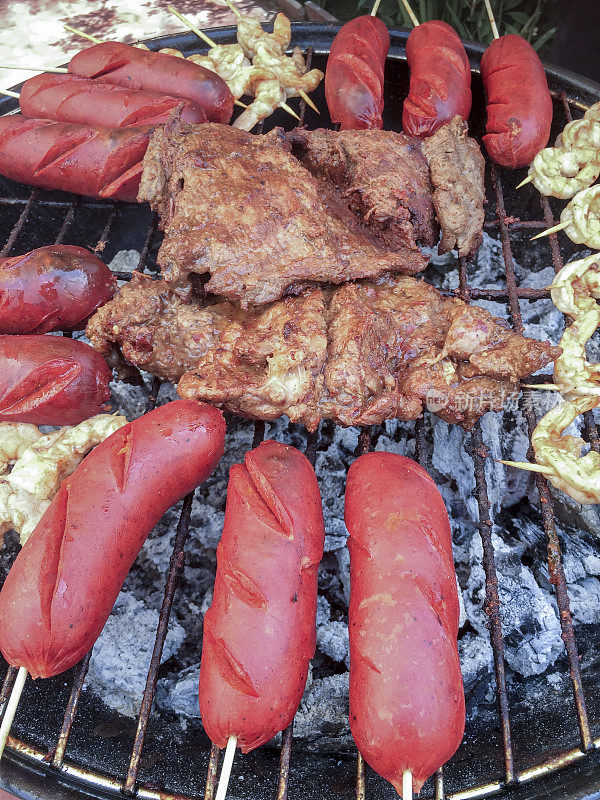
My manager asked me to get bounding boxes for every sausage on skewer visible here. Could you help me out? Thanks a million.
[481,34,552,168]
[199,440,325,752]
[0,114,151,201]
[68,42,234,124]
[0,399,225,679]
[346,452,465,795]
[325,16,390,130]
[20,73,208,127]
[402,20,472,138]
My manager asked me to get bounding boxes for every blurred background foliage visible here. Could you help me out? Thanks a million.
[314,0,558,53]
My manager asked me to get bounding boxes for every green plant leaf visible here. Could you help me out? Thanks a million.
[532,26,557,50]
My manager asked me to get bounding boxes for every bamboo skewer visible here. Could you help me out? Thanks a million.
[530,220,570,241]
[516,175,533,189]
[0,88,19,99]
[0,667,27,760]
[220,0,242,19]
[483,0,500,40]
[522,383,562,390]
[370,0,384,17]
[0,65,68,73]
[215,735,237,800]
[497,459,555,475]
[403,770,413,800]
[398,0,419,27]
[64,25,102,43]
[166,6,219,49]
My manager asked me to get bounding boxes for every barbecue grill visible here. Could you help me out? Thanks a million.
[1,22,600,800]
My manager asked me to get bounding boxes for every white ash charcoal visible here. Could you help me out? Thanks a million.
[466,531,563,677]
[87,591,185,718]
[293,673,351,748]
[108,249,143,274]
[316,596,349,666]
[458,632,494,696]
[157,665,202,720]
[109,375,154,420]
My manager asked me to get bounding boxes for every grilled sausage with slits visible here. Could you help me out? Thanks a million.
[346,452,465,794]
[199,440,325,752]
[0,399,225,679]
[0,114,152,201]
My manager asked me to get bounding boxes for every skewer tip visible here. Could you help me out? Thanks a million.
[298,89,319,113]
[530,221,569,241]
[496,459,555,475]
[280,101,301,121]
[515,175,533,190]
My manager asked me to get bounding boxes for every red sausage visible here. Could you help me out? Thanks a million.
[0,334,112,425]
[481,35,552,168]
[345,453,464,794]
[0,399,225,679]
[0,245,116,334]
[199,440,325,752]
[0,115,151,202]
[325,17,390,130]
[68,42,234,125]
[0,114,151,202]
[20,73,207,128]
[402,21,471,138]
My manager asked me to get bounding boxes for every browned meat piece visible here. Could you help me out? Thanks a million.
[86,272,237,382]
[421,116,486,258]
[287,126,438,252]
[88,274,561,431]
[138,120,427,307]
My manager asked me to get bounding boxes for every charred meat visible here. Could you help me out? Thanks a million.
[88,273,560,431]
[287,127,438,252]
[137,120,428,307]
[422,116,486,258]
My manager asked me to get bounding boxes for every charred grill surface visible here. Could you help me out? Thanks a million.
[87,272,560,431]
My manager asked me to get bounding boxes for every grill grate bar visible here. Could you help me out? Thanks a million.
[49,222,161,773]
[204,743,220,800]
[123,491,196,795]
[470,424,515,784]
[0,189,37,256]
[490,161,593,753]
[54,200,80,245]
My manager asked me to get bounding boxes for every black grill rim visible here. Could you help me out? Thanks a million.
[0,22,600,800]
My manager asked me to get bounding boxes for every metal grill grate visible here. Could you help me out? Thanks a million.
[1,25,600,800]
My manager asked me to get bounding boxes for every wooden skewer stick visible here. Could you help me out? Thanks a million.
[403,770,413,800]
[497,459,555,475]
[280,101,301,121]
[64,24,102,43]
[522,383,563,390]
[166,6,219,49]
[220,0,243,19]
[0,667,27,760]
[398,0,419,27]
[371,0,384,17]
[483,0,500,40]
[215,735,237,800]
[0,65,68,73]
[0,88,19,99]
[516,175,533,189]
[530,220,570,241]
[297,90,319,114]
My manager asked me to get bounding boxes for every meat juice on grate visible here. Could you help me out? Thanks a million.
[64,234,600,751]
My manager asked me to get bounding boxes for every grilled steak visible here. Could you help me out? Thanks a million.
[287,126,438,251]
[422,116,486,258]
[137,120,428,307]
[87,273,561,431]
